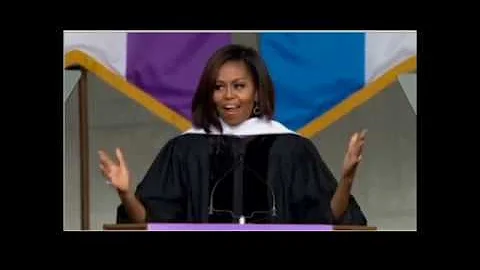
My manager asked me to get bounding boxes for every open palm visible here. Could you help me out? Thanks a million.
[98,148,130,193]
[342,129,367,184]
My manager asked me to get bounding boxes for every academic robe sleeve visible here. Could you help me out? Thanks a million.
[116,138,186,223]
[290,137,367,225]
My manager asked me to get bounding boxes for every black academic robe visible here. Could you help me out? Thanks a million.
[116,133,367,225]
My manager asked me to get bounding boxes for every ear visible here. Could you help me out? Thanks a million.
[255,91,259,102]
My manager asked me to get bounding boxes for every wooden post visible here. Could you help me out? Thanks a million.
[78,69,90,230]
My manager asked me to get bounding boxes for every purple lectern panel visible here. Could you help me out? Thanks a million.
[147,223,334,231]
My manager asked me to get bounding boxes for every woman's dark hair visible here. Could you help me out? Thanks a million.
[191,44,275,133]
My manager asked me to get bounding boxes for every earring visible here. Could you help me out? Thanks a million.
[253,102,261,116]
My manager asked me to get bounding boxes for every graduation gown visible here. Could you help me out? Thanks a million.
[116,117,367,225]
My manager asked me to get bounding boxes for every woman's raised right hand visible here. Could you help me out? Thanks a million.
[98,148,130,193]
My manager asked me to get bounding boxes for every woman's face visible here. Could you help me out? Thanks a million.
[213,61,256,126]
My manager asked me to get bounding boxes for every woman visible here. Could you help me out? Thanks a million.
[98,44,367,225]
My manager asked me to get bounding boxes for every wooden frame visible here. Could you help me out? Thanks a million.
[103,223,377,231]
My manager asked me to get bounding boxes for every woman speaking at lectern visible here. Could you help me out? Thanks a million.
[98,44,367,225]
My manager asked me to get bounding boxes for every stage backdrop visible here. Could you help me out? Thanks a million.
[64,31,416,136]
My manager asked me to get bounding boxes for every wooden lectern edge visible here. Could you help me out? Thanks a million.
[333,225,377,231]
[103,223,148,230]
[102,223,377,231]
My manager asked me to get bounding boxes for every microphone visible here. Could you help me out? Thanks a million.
[208,153,278,223]
[244,163,277,217]
[208,156,242,215]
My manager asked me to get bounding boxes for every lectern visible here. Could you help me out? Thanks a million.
[103,223,376,231]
